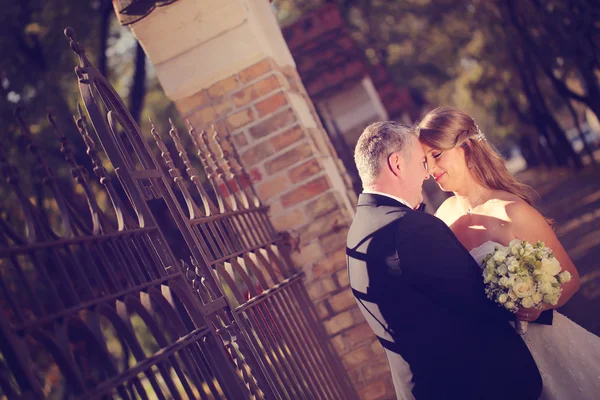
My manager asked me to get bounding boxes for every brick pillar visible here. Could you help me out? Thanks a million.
[124,1,394,397]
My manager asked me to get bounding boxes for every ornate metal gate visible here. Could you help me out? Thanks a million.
[0,29,357,399]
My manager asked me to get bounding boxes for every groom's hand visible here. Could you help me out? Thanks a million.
[516,307,543,322]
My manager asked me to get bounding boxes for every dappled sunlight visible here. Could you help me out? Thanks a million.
[581,189,600,206]
[567,229,600,263]
[466,224,486,230]
[556,208,600,237]
[565,188,600,212]
[523,166,600,336]
[580,271,600,300]
[543,186,599,218]
[551,187,600,217]
[582,284,600,301]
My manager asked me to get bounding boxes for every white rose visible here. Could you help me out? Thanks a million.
[504,301,516,310]
[486,258,496,270]
[541,257,561,276]
[510,243,523,255]
[496,264,509,276]
[558,271,572,284]
[521,297,534,308]
[543,293,560,306]
[493,249,508,263]
[508,290,518,300]
[539,274,558,285]
[539,281,553,294]
[514,280,535,298]
[532,293,543,304]
[509,239,522,250]
[513,276,524,284]
[498,276,511,287]
[506,257,519,272]
[510,245,523,257]
[497,293,508,304]
[483,268,495,283]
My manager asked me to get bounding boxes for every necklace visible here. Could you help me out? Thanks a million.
[466,189,490,215]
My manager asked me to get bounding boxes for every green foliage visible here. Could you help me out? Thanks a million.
[0,0,186,227]
[272,0,600,166]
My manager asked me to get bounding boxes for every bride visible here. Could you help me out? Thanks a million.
[417,106,600,400]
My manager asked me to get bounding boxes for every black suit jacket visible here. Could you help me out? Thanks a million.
[347,194,542,399]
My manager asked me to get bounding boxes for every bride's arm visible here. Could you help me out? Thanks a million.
[506,201,581,308]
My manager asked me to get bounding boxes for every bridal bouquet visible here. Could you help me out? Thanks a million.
[481,239,572,334]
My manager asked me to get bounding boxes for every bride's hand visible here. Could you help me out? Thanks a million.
[516,307,543,322]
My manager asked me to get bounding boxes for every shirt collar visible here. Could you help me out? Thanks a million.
[362,190,413,209]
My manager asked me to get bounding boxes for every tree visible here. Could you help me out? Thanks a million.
[470,0,585,168]
[97,0,113,77]
[504,0,600,122]
[272,0,599,168]
[0,0,184,235]
[129,43,147,124]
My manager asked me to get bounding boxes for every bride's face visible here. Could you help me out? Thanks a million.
[421,143,470,193]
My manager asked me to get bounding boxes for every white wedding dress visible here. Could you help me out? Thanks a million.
[470,241,600,400]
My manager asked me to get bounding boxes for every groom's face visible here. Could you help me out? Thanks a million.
[400,136,430,207]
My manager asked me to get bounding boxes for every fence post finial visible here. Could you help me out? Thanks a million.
[48,108,104,235]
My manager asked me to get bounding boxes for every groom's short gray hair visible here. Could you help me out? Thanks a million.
[354,121,416,188]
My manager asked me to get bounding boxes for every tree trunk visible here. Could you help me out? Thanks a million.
[535,137,555,168]
[518,135,541,168]
[567,99,597,165]
[512,32,584,169]
[129,43,147,124]
[582,67,600,123]
[544,113,583,169]
[98,0,113,78]
[505,0,600,124]
[511,49,566,166]
[526,61,583,169]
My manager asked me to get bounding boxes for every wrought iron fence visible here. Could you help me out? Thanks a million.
[0,28,357,399]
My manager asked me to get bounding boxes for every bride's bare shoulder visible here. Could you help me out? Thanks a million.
[490,191,542,222]
[490,190,524,203]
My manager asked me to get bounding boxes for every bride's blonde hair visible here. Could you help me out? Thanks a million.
[417,106,536,205]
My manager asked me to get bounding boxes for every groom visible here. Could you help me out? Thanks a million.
[347,122,542,399]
